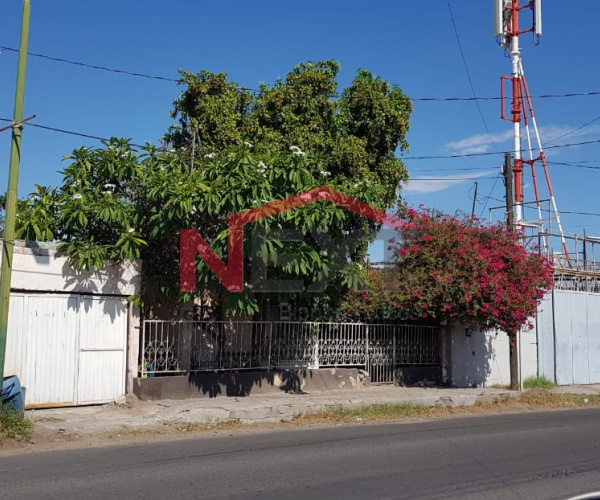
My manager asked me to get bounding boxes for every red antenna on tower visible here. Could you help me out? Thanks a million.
[494,0,571,266]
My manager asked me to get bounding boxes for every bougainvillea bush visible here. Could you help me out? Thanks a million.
[343,208,554,334]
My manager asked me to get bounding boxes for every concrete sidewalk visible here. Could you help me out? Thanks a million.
[28,385,518,436]
[551,384,600,395]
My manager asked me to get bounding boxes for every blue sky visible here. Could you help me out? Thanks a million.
[1,0,600,240]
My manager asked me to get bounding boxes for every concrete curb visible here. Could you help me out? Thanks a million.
[30,387,520,432]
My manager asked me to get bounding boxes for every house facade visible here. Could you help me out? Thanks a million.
[3,241,141,407]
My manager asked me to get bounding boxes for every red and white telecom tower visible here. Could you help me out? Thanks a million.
[494,0,571,264]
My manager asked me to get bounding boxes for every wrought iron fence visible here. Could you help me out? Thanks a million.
[140,320,439,379]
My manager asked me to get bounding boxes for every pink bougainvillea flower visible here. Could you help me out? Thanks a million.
[339,205,553,334]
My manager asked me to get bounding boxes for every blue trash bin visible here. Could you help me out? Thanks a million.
[1,376,25,414]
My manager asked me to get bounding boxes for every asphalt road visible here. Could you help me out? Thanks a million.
[2,409,600,499]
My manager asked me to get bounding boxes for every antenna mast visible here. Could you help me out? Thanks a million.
[494,0,571,265]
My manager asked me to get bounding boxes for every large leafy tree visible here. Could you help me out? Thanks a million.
[17,139,208,304]
[166,60,411,209]
[165,60,412,314]
[17,60,413,317]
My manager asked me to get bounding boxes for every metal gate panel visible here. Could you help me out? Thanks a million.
[76,297,127,404]
[571,292,590,385]
[77,351,125,404]
[536,293,555,382]
[554,291,574,385]
[366,325,395,383]
[587,294,600,383]
[5,294,26,379]
[78,297,127,350]
[542,290,600,386]
[24,295,80,406]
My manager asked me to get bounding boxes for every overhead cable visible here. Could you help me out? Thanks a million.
[2,46,600,102]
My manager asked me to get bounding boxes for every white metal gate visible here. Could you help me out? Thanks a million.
[5,293,128,407]
[538,290,600,385]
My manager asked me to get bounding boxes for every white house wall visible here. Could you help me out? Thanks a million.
[520,325,538,381]
[448,289,600,388]
[2,241,140,296]
[447,322,538,388]
[2,241,141,408]
[448,325,510,387]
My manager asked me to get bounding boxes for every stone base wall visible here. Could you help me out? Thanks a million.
[395,365,443,387]
[133,368,370,401]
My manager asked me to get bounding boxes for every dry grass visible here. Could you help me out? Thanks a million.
[488,389,600,409]
[103,418,243,440]
[293,389,600,424]
[294,404,441,423]
[0,404,33,442]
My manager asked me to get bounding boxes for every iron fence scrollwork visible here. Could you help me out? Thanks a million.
[141,320,440,382]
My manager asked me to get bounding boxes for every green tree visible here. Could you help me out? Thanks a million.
[166,60,412,210]
[17,60,413,317]
[165,60,412,314]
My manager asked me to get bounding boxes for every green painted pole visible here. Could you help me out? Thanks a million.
[0,0,31,386]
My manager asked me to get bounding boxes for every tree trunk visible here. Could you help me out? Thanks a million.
[509,332,519,390]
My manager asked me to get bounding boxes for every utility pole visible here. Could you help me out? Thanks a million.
[503,151,521,390]
[583,229,588,271]
[503,152,514,231]
[0,0,31,386]
[470,181,478,219]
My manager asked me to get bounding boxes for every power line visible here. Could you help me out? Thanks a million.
[0,46,178,82]
[446,0,499,152]
[479,173,503,217]
[410,166,490,172]
[0,116,501,183]
[2,45,600,102]
[522,204,600,218]
[547,161,600,171]
[408,176,496,181]
[412,160,600,172]
[545,114,600,146]
[410,91,600,102]
[562,211,600,217]
[402,137,600,160]
[2,116,600,161]
[0,118,146,148]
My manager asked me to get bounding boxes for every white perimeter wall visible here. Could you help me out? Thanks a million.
[538,290,600,385]
[3,241,140,296]
[447,289,600,388]
[446,322,538,388]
